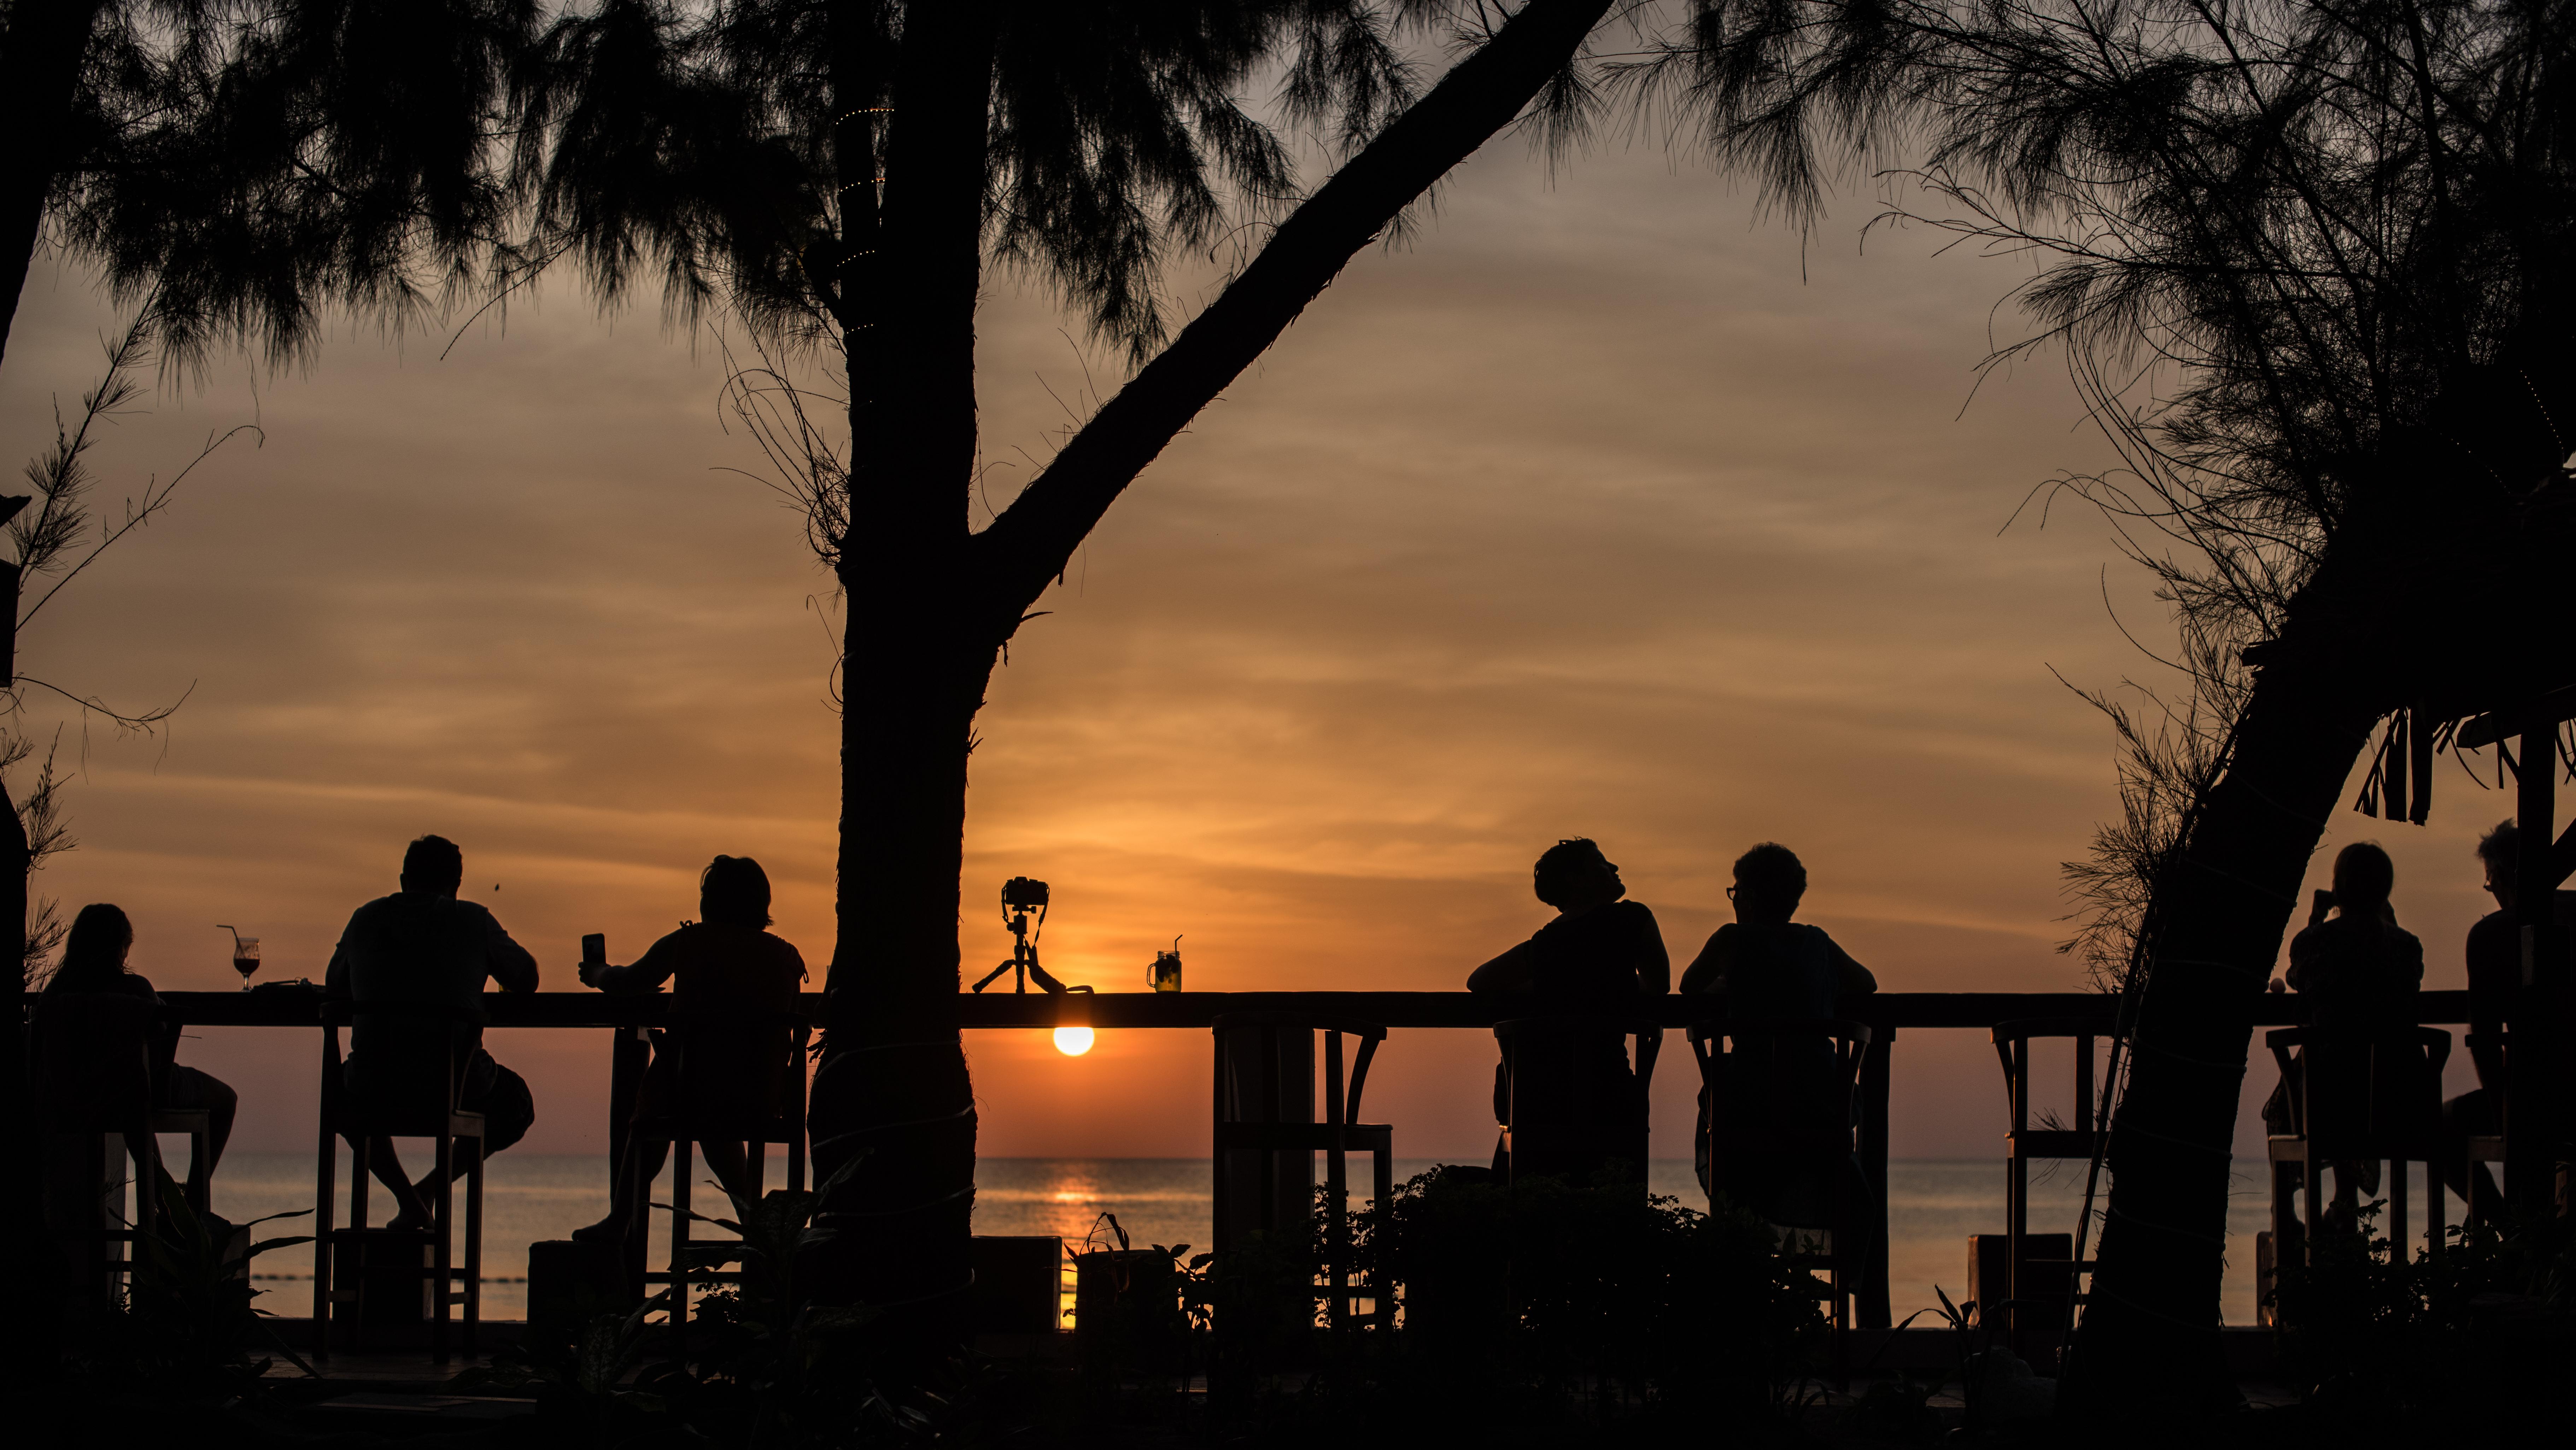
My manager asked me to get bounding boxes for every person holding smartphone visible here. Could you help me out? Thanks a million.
[572,855,807,1244]
[2261,841,2424,1225]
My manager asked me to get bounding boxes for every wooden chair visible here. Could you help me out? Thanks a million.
[625,1003,811,1338]
[2264,1025,2451,1274]
[1211,1013,1392,1330]
[1491,1015,1661,1187]
[2460,1029,2509,1226]
[1689,1016,1871,1386]
[31,993,213,1305]
[1989,1017,2120,1352]
[313,1000,487,1363]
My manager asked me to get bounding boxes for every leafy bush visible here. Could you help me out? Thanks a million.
[1351,1166,1826,1435]
[2271,1205,2572,1437]
[60,1178,313,1405]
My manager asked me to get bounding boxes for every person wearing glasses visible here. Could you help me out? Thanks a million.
[1680,843,1876,1230]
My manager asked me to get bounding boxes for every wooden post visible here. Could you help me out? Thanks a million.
[2509,721,2562,1217]
[611,1022,650,1293]
[1860,1028,1893,1330]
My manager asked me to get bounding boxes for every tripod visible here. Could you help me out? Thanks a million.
[972,884,1070,994]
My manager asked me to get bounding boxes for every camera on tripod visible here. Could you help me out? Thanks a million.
[974,875,1073,994]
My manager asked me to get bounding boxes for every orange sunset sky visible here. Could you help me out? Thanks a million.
[2,130,2512,1166]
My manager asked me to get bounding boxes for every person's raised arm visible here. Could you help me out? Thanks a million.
[2284,926,2322,994]
[587,930,684,996]
[1467,939,1535,993]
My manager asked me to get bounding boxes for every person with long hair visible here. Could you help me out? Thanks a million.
[573,855,808,1244]
[43,903,240,1202]
[2261,841,2425,1225]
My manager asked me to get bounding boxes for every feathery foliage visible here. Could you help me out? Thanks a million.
[513,1,1454,359]
[27,1,538,374]
[1624,0,2576,976]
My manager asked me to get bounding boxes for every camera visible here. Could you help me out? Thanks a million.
[1002,876,1051,910]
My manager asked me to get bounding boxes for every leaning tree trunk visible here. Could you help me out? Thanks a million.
[2060,594,2382,1416]
[802,0,1621,1330]
[0,775,41,1383]
[0,0,107,371]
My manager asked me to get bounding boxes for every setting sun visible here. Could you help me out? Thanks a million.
[1051,1025,1095,1057]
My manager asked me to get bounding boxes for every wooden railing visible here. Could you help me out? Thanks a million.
[152,986,2480,1330]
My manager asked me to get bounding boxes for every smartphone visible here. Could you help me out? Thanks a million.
[582,932,607,967]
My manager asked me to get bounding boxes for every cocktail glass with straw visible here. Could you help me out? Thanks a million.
[218,925,259,988]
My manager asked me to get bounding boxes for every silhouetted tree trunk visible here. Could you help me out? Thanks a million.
[0,1,100,1375]
[2066,581,2382,1410]
[804,0,1621,1324]
[0,0,107,369]
[0,771,36,1379]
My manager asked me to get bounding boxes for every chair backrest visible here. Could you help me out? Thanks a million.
[1990,1017,2123,1139]
[1689,1016,1872,1158]
[333,999,481,1134]
[1212,1012,1385,1128]
[661,1002,811,1123]
[2265,1025,2451,1154]
[1211,1013,1385,1249]
[30,992,158,1133]
[1492,1015,1661,1188]
[1492,1014,1662,1106]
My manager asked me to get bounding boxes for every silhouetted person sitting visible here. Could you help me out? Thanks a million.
[39,903,240,1207]
[1680,843,1876,1231]
[573,855,808,1244]
[325,834,540,1231]
[2262,841,2423,1221]
[2438,820,2576,1209]
[1469,838,1668,1184]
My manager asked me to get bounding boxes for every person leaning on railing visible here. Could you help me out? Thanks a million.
[1468,837,1669,1184]
[324,833,541,1232]
[572,855,808,1245]
[1678,842,1877,1231]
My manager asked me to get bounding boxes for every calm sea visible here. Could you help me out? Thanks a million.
[187,1154,2306,1326]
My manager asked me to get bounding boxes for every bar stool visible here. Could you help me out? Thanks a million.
[2263,1024,2450,1275]
[2460,1029,2509,1225]
[624,1003,811,1338]
[1491,1015,1660,1187]
[313,1000,488,1363]
[1989,1017,2120,1352]
[1211,1013,1392,1329]
[1690,1016,1871,1386]
[32,993,214,1305]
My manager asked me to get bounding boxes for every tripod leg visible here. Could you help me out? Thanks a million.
[970,960,1015,992]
